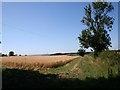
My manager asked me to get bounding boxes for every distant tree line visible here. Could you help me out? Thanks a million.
[0,51,27,57]
[50,52,91,56]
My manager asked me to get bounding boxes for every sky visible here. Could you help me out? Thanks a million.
[118,2,120,50]
[2,2,118,55]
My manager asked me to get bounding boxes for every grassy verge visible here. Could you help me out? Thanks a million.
[40,52,120,79]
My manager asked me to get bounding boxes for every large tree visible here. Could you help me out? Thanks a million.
[78,1,114,57]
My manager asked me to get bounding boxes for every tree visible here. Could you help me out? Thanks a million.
[9,51,14,56]
[77,46,85,56]
[78,1,114,57]
[1,54,7,57]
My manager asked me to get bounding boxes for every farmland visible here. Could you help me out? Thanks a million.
[2,55,79,70]
[2,51,120,88]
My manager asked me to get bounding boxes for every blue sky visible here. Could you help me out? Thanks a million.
[2,2,118,55]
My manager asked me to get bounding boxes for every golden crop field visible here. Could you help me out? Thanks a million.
[2,55,79,70]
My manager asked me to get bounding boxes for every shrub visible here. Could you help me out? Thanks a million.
[9,51,14,56]
[2,54,7,57]
[77,49,85,56]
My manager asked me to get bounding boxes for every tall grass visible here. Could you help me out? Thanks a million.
[40,51,120,80]
[81,51,120,78]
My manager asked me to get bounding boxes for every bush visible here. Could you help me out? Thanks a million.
[2,54,7,57]
[9,51,14,56]
[98,50,120,60]
[77,49,85,56]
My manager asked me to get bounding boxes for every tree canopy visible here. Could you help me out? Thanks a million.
[78,2,114,56]
[9,51,14,56]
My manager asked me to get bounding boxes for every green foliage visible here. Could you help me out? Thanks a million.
[77,48,85,56]
[89,51,120,77]
[9,51,14,56]
[89,50,120,62]
[98,51,120,60]
[40,51,120,80]
[78,2,114,56]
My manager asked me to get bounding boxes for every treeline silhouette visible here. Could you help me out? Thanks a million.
[0,51,27,57]
[1,50,120,57]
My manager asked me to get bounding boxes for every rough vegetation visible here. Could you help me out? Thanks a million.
[2,51,120,88]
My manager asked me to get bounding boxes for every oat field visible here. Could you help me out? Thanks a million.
[2,55,79,70]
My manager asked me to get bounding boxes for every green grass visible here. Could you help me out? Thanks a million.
[39,51,120,80]
[2,51,120,88]
[3,68,120,88]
